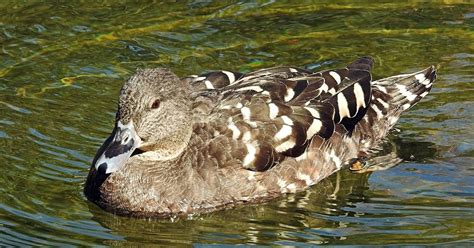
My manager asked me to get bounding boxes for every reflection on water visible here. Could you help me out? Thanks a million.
[0,1,473,246]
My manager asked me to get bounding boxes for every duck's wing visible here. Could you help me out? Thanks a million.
[205,57,374,172]
[182,56,374,102]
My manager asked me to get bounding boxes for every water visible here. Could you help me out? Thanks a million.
[0,1,473,246]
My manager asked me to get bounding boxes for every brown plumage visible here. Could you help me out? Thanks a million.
[84,57,436,218]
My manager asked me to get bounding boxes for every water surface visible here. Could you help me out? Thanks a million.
[0,1,473,246]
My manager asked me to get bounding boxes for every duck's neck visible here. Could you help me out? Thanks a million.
[138,126,193,162]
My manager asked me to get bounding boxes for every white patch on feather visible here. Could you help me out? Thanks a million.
[421,78,431,88]
[275,125,293,140]
[275,139,296,152]
[268,103,279,119]
[304,107,320,119]
[374,85,387,93]
[242,131,252,142]
[328,88,336,95]
[353,82,366,109]
[261,91,270,96]
[415,73,426,83]
[204,80,214,89]
[281,115,294,126]
[235,102,243,109]
[240,107,257,127]
[306,119,322,139]
[222,70,235,84]
[243,143,257,167]
[389,116,399,125]
[297,172,313,185]
[227,118,241,139]
[402,103,411,110]
[420,91,429,98]
[337,93,350,121]
[289,68,298,73]
[320,83,329,92]
[236,86,263,92]
[396,84,417,101]
[376,98,389,109]
[286,183,297,193]
[246,120,258,128]
[241,107,251,120]
[194,76,206,81]
[371,105,384,119]
[329,71,341,84]
[220,105,232,110]
[284,87,295,102]
[419,80,430,88]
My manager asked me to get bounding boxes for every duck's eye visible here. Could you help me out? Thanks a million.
[150,99,160,109]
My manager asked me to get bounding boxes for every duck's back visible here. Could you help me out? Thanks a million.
[185,58,364,170]
[183,57,435,175]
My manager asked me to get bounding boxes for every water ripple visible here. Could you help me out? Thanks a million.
[0,1,473,246]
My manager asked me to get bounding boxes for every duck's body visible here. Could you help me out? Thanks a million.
[85,57,436,217]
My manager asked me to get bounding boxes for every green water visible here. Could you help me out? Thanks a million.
[1,1,473,246]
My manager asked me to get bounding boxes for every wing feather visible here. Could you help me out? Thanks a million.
[190,57,376,171]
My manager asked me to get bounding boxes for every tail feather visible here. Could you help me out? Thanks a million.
[357,65,436,156]
[373,66,436,111]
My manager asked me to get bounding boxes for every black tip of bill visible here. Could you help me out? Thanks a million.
[97,163,108,175]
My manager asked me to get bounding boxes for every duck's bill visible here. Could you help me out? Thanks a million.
[93,121,141,174]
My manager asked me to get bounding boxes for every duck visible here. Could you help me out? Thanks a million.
[84,57,436,218]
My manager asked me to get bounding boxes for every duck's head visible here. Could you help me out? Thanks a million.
[92,68,193,175]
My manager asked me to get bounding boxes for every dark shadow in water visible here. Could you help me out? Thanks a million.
[387,130,439,162]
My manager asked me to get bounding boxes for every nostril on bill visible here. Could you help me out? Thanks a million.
[97,163,108,174]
